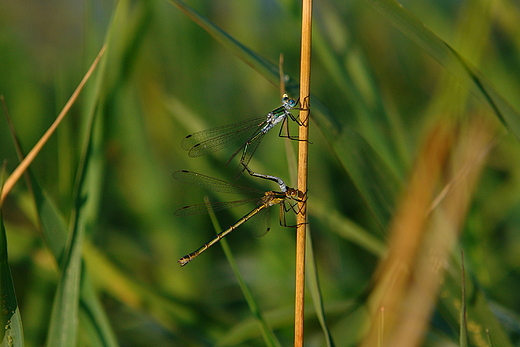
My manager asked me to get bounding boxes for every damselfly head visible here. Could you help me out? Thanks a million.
[284,187,299,199]
[286,188,307,202]
[282,93,297,109]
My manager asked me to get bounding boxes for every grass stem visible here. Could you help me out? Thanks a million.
[0,44,106,206]
[294,0,312,345]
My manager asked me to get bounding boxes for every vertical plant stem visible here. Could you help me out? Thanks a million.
[295,0,312,346]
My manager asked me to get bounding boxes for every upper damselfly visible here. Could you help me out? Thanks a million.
[181,94,301,177]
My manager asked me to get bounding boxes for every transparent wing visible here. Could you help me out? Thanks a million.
[174,199,257,216]
[181,116,266,157]
[172,170,261,194]
[249,206,271,238]
[249,192,289,237]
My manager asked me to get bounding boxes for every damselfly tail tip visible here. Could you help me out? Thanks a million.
[178,257,191,267]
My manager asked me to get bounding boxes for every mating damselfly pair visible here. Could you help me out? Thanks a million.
[175,94,307,266]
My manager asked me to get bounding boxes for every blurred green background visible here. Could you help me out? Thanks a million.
[2,0,520,346]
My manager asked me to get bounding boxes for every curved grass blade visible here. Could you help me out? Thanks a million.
[364,0,520,140]
[0,45,105,206]
[460,251,468,347]
[4,86,118,347]
[333,126,402,231]
[6,112,119,347]
[308,198,386,257]
[79,270,119,347]
[3,42,117,347]
[45,0,124,337]
[204,197,282,347]
[46,103,102,346]
[167,0,284,89]
[217,300,356,346]
[439,268,514,347]
[2,0,147,345]
[305,228,336,347]
[1,171,25,346]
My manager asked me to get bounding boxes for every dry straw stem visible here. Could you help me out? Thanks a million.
[0,44,107,206]
[294,0,312,346]
[360,117,496,347]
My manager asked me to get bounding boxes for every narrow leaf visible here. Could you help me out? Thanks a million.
[0,210,25,347]
[4,80,118,347]
[365,0,520,139]
[306,229,335,347]
[204,197,282,347]
[460,251,468,347]
[46,40,108,347]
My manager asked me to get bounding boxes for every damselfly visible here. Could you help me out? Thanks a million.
[181,94,301,177]
[173,169,305,266]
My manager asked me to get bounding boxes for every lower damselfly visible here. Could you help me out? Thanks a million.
[173,169,305,266]
[181,94,301,177]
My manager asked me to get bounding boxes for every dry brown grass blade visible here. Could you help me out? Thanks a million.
[294,0,312,346]
[360,116,496,347]
[0,44,106,206]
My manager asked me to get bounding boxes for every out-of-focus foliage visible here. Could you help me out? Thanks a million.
[1,0,520,346]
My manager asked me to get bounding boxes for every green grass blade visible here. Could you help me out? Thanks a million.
[45,101,102,346]
[0,211,25,347]
[308,199,385,257]
[220,299,357,345]
[439,260,514,347]
[167,0,283,89]
[204,197,282,347]
[487,302,520,345]
[3,39,117,347]
[365,0,520,139]
[311,8,408,175]
[46,33,108,347]
[27,181,119,347]
[460,252,468,347]
[6,126,118,347]
[46,0,150,342]
[328,125,402,231]
[45,252,83,346]
[305,229,335,347]
[1,163,24,347]
[79,271,119,347]
[5,108,118,347]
